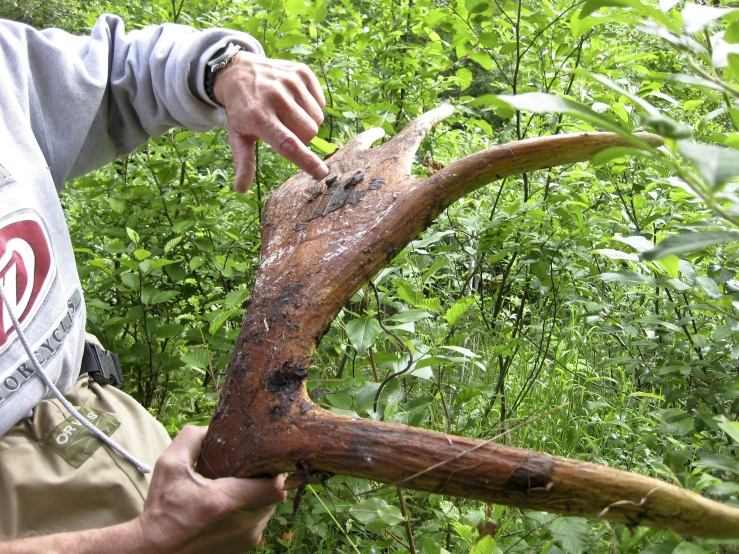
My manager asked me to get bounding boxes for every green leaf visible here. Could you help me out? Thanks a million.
[469,51,493,70]
[468,94,515,119]
[144,258,177,272]
[133,249,151,261]
[600,270,656,286]
[694,453,739,475]
[86,298,112,311]
[327,407,360,419]
[153,323,186,339]
[472,118,493,136]
[495,92,636,140]
[581,71,691,139]
[592,248,639,261]
[397,281,429,309]
[456,67,473,91]
[657,254,679,278]
[667,73,729,92]
[346,317,382,352]
[548,517,588,554]
[711,482,739,497]
[696,276,720,298]
[181,349,209,370]
[310,136,339,154]
[209,307,241,335]
[570,13,642,39]
[591,146,649,166]
[377,504,404,526]
[88,258,112,275]
[726,21,739,44]
[275,34,308,50]
[355,379,402,413]
[678,140,739,190]
[164,236,184,254]
[470,535,496,554]
[285,0,312,15]
[444,296,476,325]
[224,289,249,308]
[640,231,739,261]
[109,197,124,214]
[419,297,441,311]
[455,386,484,404]
[717,417,739,444]
[150,290,179,304]
[643,115,692,139]
[349,498,395,525]
[126,227,140,245]
[579,0,639,17]
[326,391,353,410]
[440,345,479,358]
[672,543,706,554]
[386,309,432,323]
[120,272,140,291]
[467,0,489,14]
[578,0,669,25]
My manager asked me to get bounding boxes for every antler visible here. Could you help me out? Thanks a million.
[198,106,739,538]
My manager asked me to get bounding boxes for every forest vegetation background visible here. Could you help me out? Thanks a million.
[2,0,739,552]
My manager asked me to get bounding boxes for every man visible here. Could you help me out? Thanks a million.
[0,13,328,552]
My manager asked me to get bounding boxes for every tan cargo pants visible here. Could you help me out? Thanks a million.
[0,375,171,538]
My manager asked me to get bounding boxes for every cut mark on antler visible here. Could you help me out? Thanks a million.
[306,172,385,221]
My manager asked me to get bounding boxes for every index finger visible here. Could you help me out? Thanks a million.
[263,121,328,180]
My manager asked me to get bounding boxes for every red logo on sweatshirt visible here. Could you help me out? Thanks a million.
[0,215,55,351]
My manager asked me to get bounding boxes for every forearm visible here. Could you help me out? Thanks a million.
[0,519,165,554]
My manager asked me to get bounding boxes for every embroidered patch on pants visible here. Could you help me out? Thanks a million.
[47,408,121,468]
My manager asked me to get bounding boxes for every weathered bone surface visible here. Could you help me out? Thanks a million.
[198,106,739,538]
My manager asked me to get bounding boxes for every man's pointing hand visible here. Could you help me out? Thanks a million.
[213,54,329,193]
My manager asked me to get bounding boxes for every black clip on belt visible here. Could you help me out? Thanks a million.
[81,343,125,389]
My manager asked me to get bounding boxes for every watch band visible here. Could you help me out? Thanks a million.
[205,42,243,107]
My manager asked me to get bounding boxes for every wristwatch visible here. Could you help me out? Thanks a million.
[205,42,243,107]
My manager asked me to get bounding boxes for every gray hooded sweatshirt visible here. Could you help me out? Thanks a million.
[0,14,263,437]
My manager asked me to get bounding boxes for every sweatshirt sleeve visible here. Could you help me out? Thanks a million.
[0,15,264,187]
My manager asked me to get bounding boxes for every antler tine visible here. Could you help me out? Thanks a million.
[339,127,386,154]
[376,103,456,173]
[423,131,664,202]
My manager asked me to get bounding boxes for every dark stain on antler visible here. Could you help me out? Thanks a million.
[504,454,555,495]
[264,362,307,395]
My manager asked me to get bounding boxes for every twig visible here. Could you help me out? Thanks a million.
[370,280,415,412]
[397,487,417,554]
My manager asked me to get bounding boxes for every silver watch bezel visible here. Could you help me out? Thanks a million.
[207,42,243,74]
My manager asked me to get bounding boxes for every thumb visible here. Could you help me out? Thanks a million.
[228,130,257,194]
[210,474,287,511]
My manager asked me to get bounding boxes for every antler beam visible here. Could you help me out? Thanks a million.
[197,106,739,538]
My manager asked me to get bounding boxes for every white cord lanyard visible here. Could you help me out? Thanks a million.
[0,282,151,474]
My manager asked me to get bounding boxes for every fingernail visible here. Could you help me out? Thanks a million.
[314,164,329,180]
[234,174,249,193]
